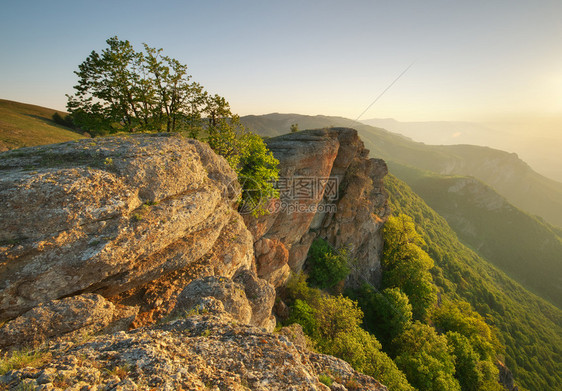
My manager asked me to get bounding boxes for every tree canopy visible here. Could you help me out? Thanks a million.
[67,36,213,135]
[67,36,279,215]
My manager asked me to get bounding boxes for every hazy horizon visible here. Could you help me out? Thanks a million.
[1,0,560,177]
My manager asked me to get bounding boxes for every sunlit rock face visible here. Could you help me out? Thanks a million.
[0,304,388,391]
[0,134,257,323]
[245,128,390,288]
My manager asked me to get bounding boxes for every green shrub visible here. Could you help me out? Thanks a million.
[349,284,413,348]
[52,112,75,128]
[288,299,318,338]
[285,276,414,391]
[307,238,350,289]
[235,132,279,216]
[382,214,437,320]
[446,332,502,391]
[393,322,461,391]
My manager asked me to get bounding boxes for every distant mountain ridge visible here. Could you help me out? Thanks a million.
[361,117,562,183]
[388,161,562,309]
[241,113,562,229]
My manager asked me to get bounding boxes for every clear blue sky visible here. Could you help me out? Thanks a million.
[1,0,562,124]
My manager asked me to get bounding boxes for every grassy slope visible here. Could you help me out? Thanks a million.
[242,114,562,228]
[385,174,562,391]
[0,99,86,151]
[388,161,562,309]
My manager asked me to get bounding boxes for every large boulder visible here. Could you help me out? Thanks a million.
[0,293,121,350]
[173,269,276,331]
[0,134,251,322]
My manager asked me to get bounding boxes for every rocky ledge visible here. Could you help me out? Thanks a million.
[0,134,270,333]
[246,128,389,289]
[1,300,387,391]
[0,130,390,390]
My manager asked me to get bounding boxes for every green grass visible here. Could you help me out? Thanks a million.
[0,99,87,151]
[0,348,50,375]
[318,374,333,386]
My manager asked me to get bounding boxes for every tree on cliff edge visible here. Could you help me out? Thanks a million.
[67,36,222,135]
[67,36,279,215]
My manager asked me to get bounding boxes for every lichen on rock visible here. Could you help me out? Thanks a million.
[0,130,392,390]
[0,134,249,324]
[0,308,388,391]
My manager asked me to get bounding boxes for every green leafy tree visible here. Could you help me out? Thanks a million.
[51,112,75,129]
[350,285,413,347]
[288,299,318,338]
[67,36,279,216]
[236,132,279,213]
[382,214,437,320]
[446,332,502,391]
[67,37,144,134]
[393,321,461,391]
[284,274,414,391]
[432,300,500,360]
[307,238,350,289]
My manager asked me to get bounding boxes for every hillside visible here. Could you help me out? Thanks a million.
[241,113,562,229]
[0,99,86,151]
[388,162,562,309]
[384,174,562,391]
[1,128,560,390]
[362,117,562,183]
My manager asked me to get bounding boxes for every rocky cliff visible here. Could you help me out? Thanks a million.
[0,130,390,390]
[245,128,389,289]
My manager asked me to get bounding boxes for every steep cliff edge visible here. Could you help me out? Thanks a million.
[245,128,390,289]
[0,131,390,390]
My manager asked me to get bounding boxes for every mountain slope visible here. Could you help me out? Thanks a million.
[241,113,562,228]
[362,117,562,183]
[384,174,562,391]
[0,99,86,151]
[388,162,562,309]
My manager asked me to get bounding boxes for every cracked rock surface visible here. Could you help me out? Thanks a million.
[0,304,387,391]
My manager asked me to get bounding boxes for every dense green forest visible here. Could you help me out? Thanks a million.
[385,175,562,390]
[282,174,562,391]
[388,162,562,308]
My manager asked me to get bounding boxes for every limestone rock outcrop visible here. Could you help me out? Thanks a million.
[0,129,392,390]
[173,269,276,331]
[0,306,388,391]
[0,134,257,327]
[0,294,120,350]
[245,128,390,288]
